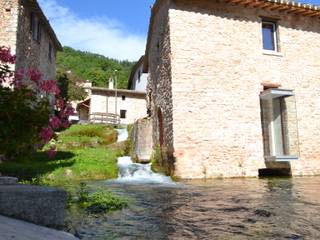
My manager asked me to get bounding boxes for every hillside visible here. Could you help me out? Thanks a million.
[56,47,136,90]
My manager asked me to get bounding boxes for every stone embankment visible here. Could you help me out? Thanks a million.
[0,176,77,239]
[0,215,78,240]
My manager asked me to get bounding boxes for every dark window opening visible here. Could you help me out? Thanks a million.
[37,21,41,42]
[120,110,127,119]
[48,43,52,61]
[30,12,41,42]
[262,21,278,51]
[121,95,126,101]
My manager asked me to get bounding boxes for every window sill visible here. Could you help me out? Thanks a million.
[262,50,283,57]
[265,155,299,162]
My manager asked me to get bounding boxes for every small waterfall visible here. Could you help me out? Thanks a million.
[116,128,128,142]
[113,128,174,185]
[116,156,173,184]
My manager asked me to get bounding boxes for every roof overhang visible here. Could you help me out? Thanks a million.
[260,88,294,100]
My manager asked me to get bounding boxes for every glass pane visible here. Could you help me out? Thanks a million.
[262,23,276,51]
[272,98,284,156]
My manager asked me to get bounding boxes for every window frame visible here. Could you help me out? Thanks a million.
[261,20,279,52]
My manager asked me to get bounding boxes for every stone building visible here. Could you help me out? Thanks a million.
[144,0,320,178]
[0,0,62,79]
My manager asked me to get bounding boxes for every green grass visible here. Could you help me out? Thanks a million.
[0,124,120,187]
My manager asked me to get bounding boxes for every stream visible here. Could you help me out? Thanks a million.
[73,129,320,239]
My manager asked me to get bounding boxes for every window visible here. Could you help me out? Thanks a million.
[120,110,127,119]
[262,21,278,51]
[37,21,41,42]
[30,13,37,40]
[260,89,300,160]
[30,12,41,42]
[48,43,52,61]
[121,95,126,101]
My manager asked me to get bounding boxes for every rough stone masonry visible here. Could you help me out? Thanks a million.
[145,0,320,179]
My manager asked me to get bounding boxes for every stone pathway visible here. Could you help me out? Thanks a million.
[0,215,79,240]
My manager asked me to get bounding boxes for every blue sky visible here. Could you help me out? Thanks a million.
[54,0,155,36]
[39,0,320,61]
[39,0,155,61]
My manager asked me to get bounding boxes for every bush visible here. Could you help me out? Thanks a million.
[76,183,128,214]
[0,46,73,159]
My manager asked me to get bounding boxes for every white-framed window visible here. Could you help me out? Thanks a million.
[262,21,278,52]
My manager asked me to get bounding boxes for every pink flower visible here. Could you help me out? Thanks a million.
[0,46,16,64]
[39,126,53,143]
[47,146,57,159]
[49,116,61,130]
[39,79,60,95]
[27,69,42,84]
[11,69,25,88]
[55,98,65,110]
[61,120,70,129]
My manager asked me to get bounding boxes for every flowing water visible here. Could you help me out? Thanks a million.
[73,129,320,239]
[77,177,320,240]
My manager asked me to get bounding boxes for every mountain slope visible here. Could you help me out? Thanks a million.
[56,47,136,89]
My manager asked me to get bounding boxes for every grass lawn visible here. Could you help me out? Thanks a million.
[0,124,122,187]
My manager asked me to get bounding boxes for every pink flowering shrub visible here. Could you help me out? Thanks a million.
[0,46,74,159]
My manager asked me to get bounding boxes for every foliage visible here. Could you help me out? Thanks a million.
[0,124,120,186]
[56,70,88,101]
[57,46,136,89]
[0,46,73,159]
[123,124,134,156]
[75,183,128,214]
[150,145,163,173]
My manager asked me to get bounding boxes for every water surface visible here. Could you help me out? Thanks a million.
[76,177,320,240]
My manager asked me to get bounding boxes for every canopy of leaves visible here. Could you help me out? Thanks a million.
[56,47,136,90]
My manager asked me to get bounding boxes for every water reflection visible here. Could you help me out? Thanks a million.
[77,177,320,240]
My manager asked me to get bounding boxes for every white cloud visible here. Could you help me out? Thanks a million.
[39,0,146,61]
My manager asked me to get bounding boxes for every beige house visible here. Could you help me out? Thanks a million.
[145,0,320,178]
[89,87,147,125]
[0,0,62,79]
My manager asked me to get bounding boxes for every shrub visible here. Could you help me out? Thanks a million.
[76,183,128,214]
[0,46,74,159]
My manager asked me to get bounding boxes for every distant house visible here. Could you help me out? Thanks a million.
[79,66,148,125]
[0,0,62,79]
[128,56,148,92]
[88,87,146,125]
[145,0,320,178]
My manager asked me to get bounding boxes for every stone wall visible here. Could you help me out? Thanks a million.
[0,0,58,80]
[0,0,19,54]
[147,0,176,175]
[16,0,58,80]
[131,117,153,162]
[148,0,320,178]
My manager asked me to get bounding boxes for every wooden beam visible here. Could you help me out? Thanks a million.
[286,8,308,14]
[301,11,320,17]
[228,0,245,4]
